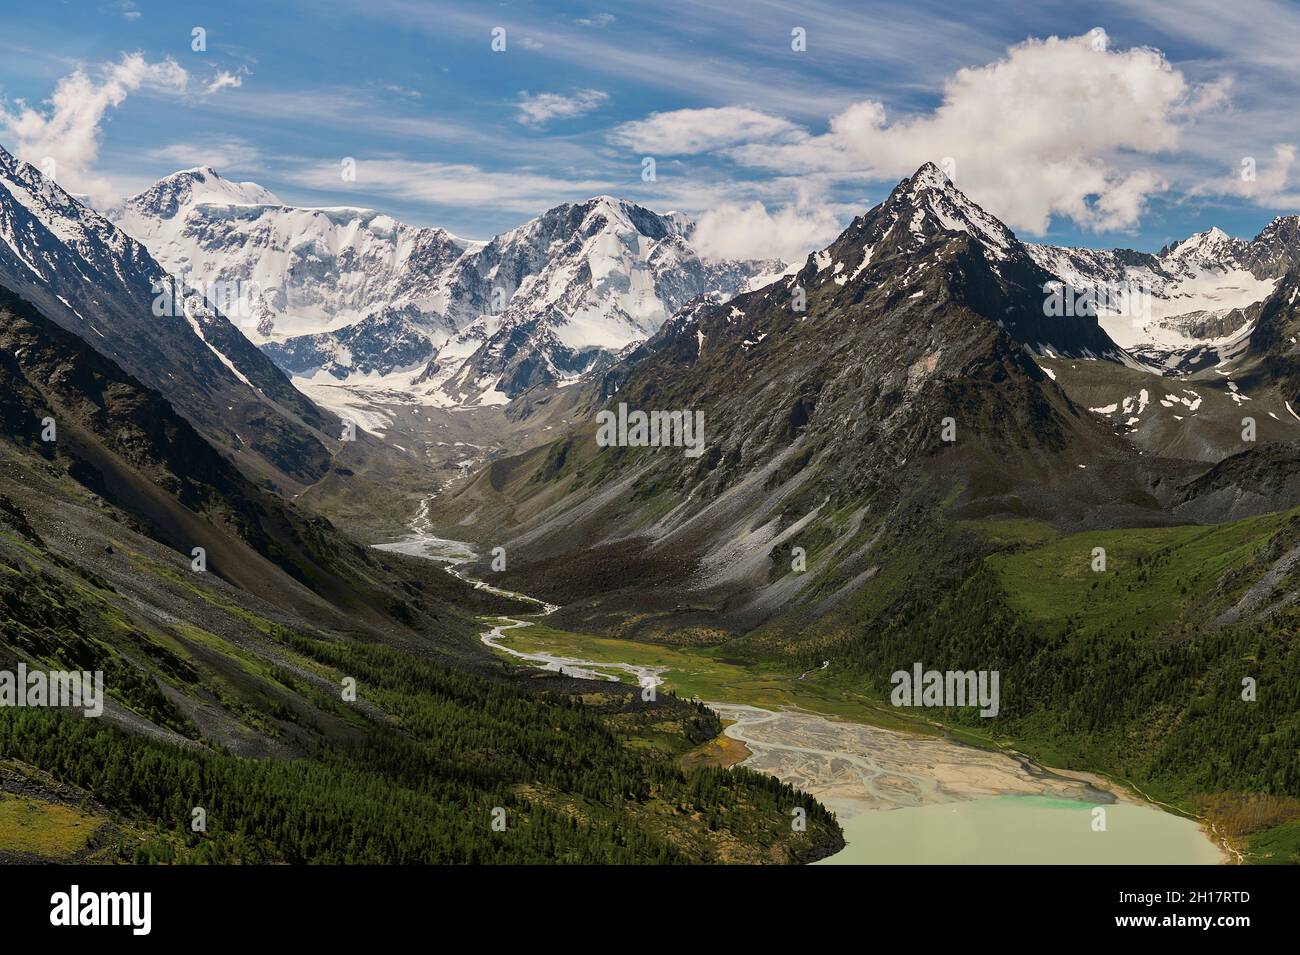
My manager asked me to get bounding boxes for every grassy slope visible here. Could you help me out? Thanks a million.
[491,502,1300,864]
[984,515,1282,640]
[978,514,1300,862]
[491,618,942,736]
[0,793,105,859]
[0,489,843,863]
[839,511,1298,862]
[0,288,845,864]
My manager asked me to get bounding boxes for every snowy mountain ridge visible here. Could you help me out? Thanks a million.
[110,168,477,344]
[1026,223,1295,362]
[110,170,781,415]
[0,144,336,484]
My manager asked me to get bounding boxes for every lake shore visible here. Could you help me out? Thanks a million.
[707,702,1227,865]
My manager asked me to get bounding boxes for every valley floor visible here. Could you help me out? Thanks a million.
[485,615,1226,864]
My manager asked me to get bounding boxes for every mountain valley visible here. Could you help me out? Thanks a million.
[419,166,1300,863]
[3,148,1300,866]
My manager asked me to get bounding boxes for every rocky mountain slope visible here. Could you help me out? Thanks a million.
[434,164,1172,628]
[0,284,458,639]
[0,146,336,488]
[1035,260,1300,466]
[1247,268,1300,408]
[0,282,838,864]
[435,165,1300,637]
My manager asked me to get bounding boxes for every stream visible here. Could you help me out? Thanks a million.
[373,509,1225,865]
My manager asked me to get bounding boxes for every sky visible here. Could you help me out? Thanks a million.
[2,0,1300,262]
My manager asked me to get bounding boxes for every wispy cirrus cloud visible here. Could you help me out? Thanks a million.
[345,0,882,119]
[295,157,611,219]
[156,138,263,173]
[383,83,422,99]
[206,69,248,95]
[609,107,799,155]
[9,2,1295,252]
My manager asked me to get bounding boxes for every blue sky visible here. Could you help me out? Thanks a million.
[2,0,1300,260]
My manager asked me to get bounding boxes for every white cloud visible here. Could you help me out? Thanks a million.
[609,106,798,155]
[692,200,842,263]
[576,13,615,28]
[1192,143,1300,207]
[726,30,1226,235]
[383,84,423,99]
[296,158,610,215]
[206,70,245,94]
[0,52,188,204]
[157,139,262,172]
[515,89,608,127]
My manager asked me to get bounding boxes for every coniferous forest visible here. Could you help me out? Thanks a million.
[1,624,840,864]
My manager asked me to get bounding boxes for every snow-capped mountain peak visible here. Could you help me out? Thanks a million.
[1028,223,1277,362]
[116,166,282,222]
[0,142,335,483]
[0,148,140,268]
[1161,226,1246,269]
[840,162,1020,266]
[796,163,1122,361]
[403,195,781,406]
[805,162,1038,295]
[909,166,1018,259]
[110,169,473,345]
[896,160,950,192]
[110,169,780,418]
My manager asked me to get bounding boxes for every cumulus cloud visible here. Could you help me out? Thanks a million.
[725,30,1224,235]
[0,52,189,204]
[515,89,608,127]
[692,200,842,263]
[609,106,799,155]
